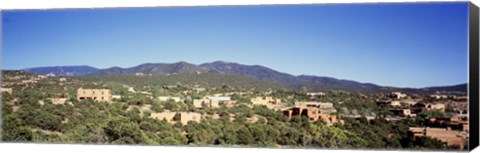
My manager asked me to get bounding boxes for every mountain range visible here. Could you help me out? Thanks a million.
[20,61,467,94]
[23,65,98,76]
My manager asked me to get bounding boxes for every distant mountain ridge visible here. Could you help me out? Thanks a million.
[22,65,98,76]
[91,62,205,75]
[21,61,467,94]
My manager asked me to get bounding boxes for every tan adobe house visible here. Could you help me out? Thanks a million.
[283,107,339,125]
[294,102,337,114]
[150,112,176,124]
[429,94,449,99]
[193,96,236,108]
[49,97,68,104]
[251,96,282,105]
[283,102,339,125]
[1,87,13,94]
[179,112,202,125]
[158,96,182,102]
[150,112,201,125]
[76,88,112,102]
[428,116,469,132]
[410,102,446,114]
[389,92,407,99]
[427,103,446,112]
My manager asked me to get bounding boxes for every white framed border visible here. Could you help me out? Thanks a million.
[0,0,478,153]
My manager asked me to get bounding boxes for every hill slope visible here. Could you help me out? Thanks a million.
[79,73,281,91]
[21,61,467,95]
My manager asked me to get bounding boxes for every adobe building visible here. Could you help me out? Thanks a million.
[429,94,449,100]
[158,96,182,102]
[377,100,401,107]
[76,88,112,102]
[318,113,339,125]
[295,101,330,107]
[429,116,460,125]
[390,101,401,107]
[179,112,202,125]
[426,103,446,112]
[408,127,467,150]
[49,97,68,105]
[223,100,237,108]
[410,103,429,114]
[389,92,407,99]
[410,102,445,114]
[251,96,282,106]
[193,96,236,108]
[1,87,13,94]
[408,127,426,138]
[294,102,337,114]
[451,96,468,101]
[149,112,201,125]
[401,100,418,106]
[428,116,469,132]
[283,107,339,125]
[150,112,176,124]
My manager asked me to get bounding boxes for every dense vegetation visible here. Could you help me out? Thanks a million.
[1,71,465,150]
[1,86,455,150]
[78,73,282,92]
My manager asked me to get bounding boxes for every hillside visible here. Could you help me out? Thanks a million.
[89,61,396,93]
[20,61,467,95]
[90,62,205,75]
[78,72,282,91]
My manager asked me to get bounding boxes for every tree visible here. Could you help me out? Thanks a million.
[220,124,237,144]
[173,113,181,122]
[300,86,308,94]
[1,114,33,141]
[417,110,445,119]
[64,123,107,143]
[1,103,13,116]
[151,102,164,112]
[248,124,267,143]
[237,128,254,145]
[163,100,178,110]
[412,136,446,149]
[233,114,247,124]
[445,104,455,113]
[104,117,145,144]
[311,124,367,148]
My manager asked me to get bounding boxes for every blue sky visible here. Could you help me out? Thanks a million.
[2,2,469,88]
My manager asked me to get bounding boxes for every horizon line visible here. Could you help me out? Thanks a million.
[3,60,468,89]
